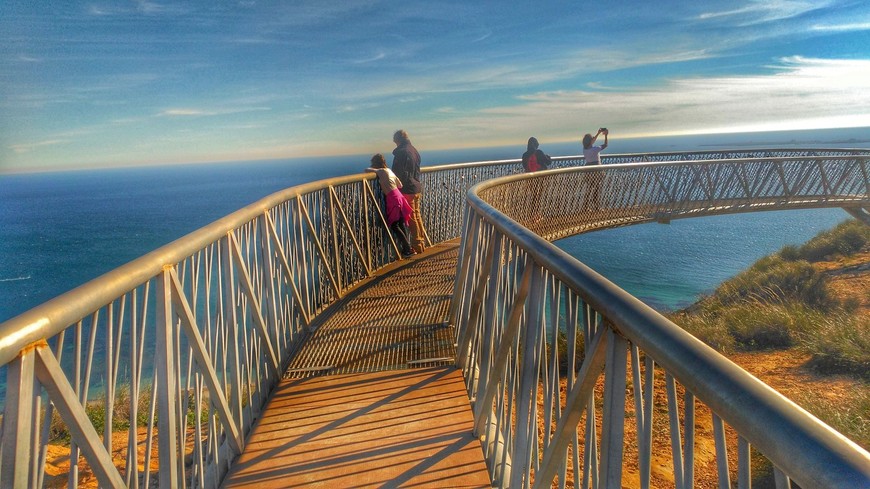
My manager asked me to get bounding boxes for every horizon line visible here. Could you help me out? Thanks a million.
[3,125,870,176]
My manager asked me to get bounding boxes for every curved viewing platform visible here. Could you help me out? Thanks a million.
[0,149,868,488]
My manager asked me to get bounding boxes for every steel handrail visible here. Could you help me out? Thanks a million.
[454,155,870,488]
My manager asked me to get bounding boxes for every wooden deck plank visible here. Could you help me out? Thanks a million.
[284,243,459,377]
[221,367,490,488]
[222,243,490,488]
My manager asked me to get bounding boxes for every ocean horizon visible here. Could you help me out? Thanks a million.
[1,127,869,322]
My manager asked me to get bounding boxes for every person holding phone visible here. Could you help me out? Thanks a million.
[582,128,608,165]
[582,128,609,209]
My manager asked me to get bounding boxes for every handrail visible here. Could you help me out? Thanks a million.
[453,154,870,487]
[0,171,446,488]
[0,173,377,365]
[1,148,867,488]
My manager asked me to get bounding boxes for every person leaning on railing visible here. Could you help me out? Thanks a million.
[392,129,427,253]
[521,136,551,173]
[522,136,552,222]
[366,153,416,258]
[582,127,609,209]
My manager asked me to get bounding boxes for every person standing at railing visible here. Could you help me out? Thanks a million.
[392,129,427,253]
[521,136,551,173]
[367,153,416,258]
[582,127,609,209]
[522,137,552,223]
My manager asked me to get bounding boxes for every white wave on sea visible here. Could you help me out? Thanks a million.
[0,276,31,283]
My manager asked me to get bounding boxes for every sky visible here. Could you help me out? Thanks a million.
[2,1,870,173]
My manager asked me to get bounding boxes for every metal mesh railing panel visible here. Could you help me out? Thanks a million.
[284,246,459,378]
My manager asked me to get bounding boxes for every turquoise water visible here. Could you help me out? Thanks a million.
[1,128,868,322]
[556,209,850,311]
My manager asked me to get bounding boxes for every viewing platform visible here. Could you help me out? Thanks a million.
[221,243,491,488]
[1,150,869,488]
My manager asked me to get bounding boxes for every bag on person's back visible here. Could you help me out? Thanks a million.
[527,153,540,172]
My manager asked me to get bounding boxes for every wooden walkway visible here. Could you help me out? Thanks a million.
[222,243,492,488]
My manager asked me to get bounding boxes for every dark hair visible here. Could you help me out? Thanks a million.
[393,129,409,144]
[582,133,593,149]
[370,153,387,168]
[527,137,539,152]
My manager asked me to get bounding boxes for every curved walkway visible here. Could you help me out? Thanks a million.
[222,243,491,488]
[284,242,460,377]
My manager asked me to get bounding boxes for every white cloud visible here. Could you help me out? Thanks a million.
[699,1,822,25]
[811,22,870,32]
[158,106,271,117]
[405,57,870,149]
[353,52,387,64]
[160,108,208,117]
[10,139,69,154]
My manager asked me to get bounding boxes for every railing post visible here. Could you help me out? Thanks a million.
[599,328,628,488]
[511,263,545,489]
[1,350,36,489]
[473,231,504,399]
[259,212,282,363]
[455,212,487,372]
[221,234,245,428]
[155,267,181,488]
[450,207,478,335]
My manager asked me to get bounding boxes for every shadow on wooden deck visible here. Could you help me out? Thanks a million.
[222,242,491,488]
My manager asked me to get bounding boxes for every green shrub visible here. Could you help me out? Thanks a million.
[722,301,822,350]
[551,328,587,374]
[795,219,869,262]
[710,257,837,312]
[673,311,736,352]
[799,314,870,379]
[778,244,801,261]
[673,218,869,375]
[792,387,870,449]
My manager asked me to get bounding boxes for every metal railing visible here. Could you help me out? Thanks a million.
[0,172,461,489]
[452,153,870,488]
[0,148,867,488]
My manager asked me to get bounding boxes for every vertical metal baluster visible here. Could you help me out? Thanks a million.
[70,319,84,488]
[1,350,36,488]
[631,343,653,489]
[511,263,543,489]
[328,186,342,292]
[141,372,158,489]
[128,288,140,489]
[475,231,504,406]
[666,373,685,489]
[599,328,627,488]
[220,235,243,435]
[105,302,114,456]
[36,329,66,488]
[193,374,205,489]
[451,207,475,341]
[773,466,792,489]
[583,302,600,489]
[712,413,731,489]
[684,391,696,488]
[738,436,751,488]
[260,213,281,364]
[565,292,580,489]
[155,269,180,488]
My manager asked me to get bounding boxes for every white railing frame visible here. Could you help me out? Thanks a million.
[453,154,870,488]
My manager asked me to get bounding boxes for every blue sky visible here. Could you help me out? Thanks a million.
[2,1,869,172]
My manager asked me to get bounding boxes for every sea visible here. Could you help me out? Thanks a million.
[1,127,869,323]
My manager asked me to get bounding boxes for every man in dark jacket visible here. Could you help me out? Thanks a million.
[522,136,551,172]
[391,129,426,253]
